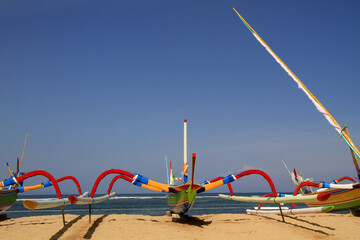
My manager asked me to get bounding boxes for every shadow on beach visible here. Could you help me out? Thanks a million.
[0,214,10,222]
[83,214,109,239]
[50,215,85,240]
[258,214,333,236]
[173,215,212,228]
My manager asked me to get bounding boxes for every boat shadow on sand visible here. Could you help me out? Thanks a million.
[171,215,212,228]
[258,214,334,236]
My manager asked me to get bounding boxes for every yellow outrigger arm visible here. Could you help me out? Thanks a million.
[233,8,360,178]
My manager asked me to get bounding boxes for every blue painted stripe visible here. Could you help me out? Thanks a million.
[223,175,235,184]
[2,177,16,187]
[134,175,149,184]
[132,181,142,187]
[43,181,53,188]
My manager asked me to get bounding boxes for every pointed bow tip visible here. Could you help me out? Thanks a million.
[317,192,331,202]
[68,195,78,204]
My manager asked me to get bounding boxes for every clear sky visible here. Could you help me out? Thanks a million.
[1,0,360,195]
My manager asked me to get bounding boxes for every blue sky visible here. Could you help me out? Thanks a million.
[1,0,360,194]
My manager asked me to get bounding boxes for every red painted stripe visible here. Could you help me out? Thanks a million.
[167,200,192,206]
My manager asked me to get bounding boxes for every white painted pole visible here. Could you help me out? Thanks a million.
[184,119,188,165]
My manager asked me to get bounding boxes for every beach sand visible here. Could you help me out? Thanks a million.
[1,213,359,240]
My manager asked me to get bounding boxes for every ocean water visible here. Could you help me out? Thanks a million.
[6,192,309,218]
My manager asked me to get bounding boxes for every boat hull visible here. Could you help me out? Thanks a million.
[305,188,360,211]
[0,189,18,214]
[166,186,196,214]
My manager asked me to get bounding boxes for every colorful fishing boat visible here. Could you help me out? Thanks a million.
[218,8,360,215]
[165,120,201,214]
[287,173,360,212]
[68,120,202,220]
[1,135,85,225]
[0,134,28,215]
[68,119,289,221]
[1,167,86,224]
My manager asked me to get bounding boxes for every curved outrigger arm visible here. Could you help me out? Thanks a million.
[1,170,63,199]
[1,170,85,206]
[106,175,166,195]
[88,169,171,198]
[200,176,234,196]
[0,170,68,226]
[17,175,83,196]
[335,176,356,183]
[67,169,173,223]
[68,169,172,207]
[197,169,278,195]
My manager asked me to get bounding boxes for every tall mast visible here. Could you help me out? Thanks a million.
[183,119,188,183]
[19,133,29,172]
[233,8,360,178]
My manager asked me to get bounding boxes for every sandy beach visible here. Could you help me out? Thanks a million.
[1,213,359,240]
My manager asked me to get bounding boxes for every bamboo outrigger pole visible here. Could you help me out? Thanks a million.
[233,8,360,179]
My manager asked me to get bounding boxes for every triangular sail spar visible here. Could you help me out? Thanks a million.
[232,8,360,178]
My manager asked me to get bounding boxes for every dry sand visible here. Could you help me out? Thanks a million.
[1,213,359,240]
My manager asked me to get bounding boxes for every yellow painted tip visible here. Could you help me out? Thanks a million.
[232,8,255,34]
[23,200,38,210]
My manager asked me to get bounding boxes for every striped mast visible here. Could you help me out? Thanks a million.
[233,8,360,178]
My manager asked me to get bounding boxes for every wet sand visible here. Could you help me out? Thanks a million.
[1,213,359,239]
